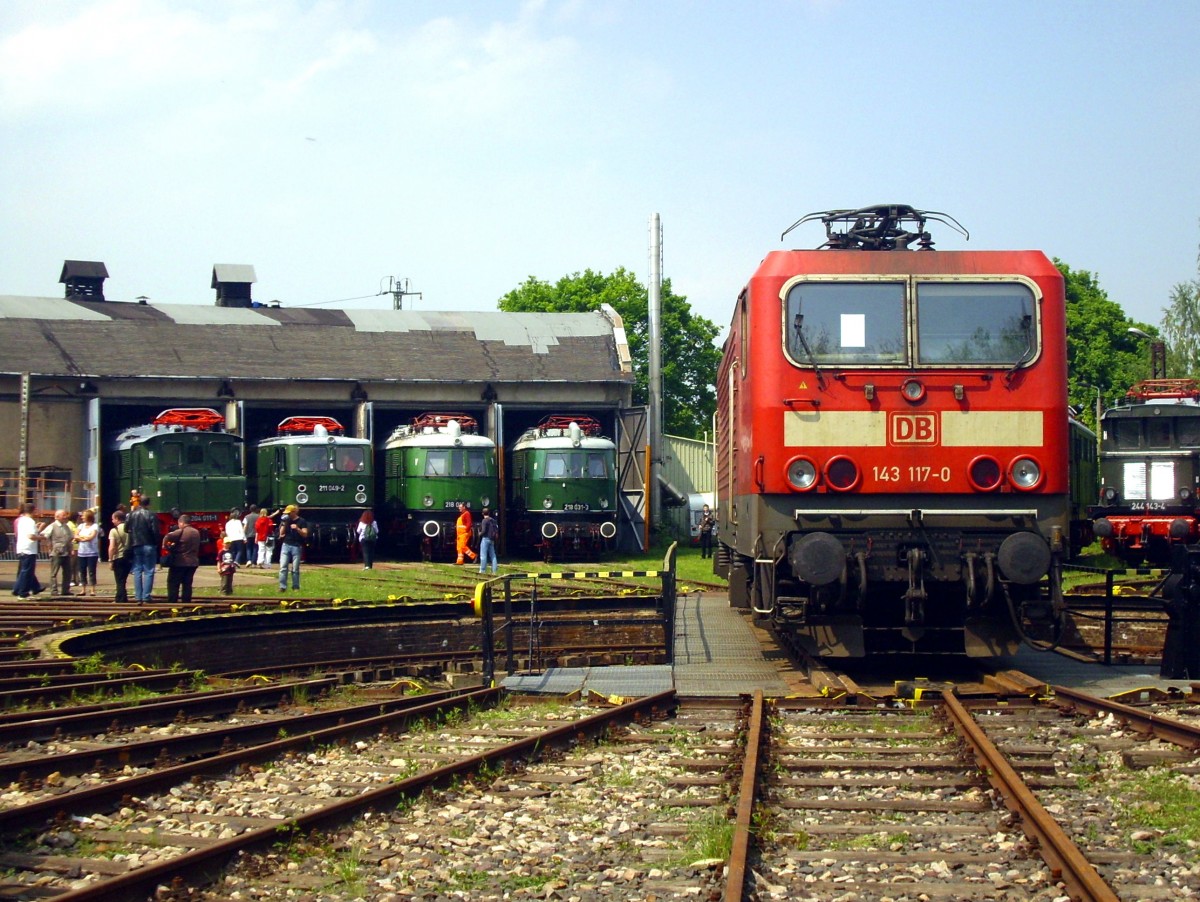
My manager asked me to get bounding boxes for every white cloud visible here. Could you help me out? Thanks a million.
[0,0,379,120]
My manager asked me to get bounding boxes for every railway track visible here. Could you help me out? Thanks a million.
[1,668,1196,899]
[0,689,676,901]
[724,687,1200,901]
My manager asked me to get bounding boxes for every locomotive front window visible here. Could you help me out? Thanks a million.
[546,454,567,478]
[587,453,609,478]
[785,282,905,365]
[1146,418,1173,448]
[297,446,331,472]
[336,447,365,472]
[424,451,448,476]
[159,442,184,471]
[466,450,489,476]
[1114,420,1142,450]
[544,451,605,479]
[1178,418,1200,447]
[916,283,1035,364]
[209,443,236,471]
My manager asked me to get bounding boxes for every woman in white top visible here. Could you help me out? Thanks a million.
[74,509,101,596]
[224,509,246,564]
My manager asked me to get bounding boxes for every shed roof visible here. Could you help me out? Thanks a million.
[211,264,257,287]
[0,297,633,385]
[59,261,109,281]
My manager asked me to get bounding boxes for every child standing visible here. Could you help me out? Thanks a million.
[217,549,239,595]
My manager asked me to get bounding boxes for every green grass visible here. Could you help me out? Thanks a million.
[189,541,724,603]
[1112,770,1200,850]
[676,807,735,863]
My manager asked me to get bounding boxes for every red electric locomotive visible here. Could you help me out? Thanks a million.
[714,205,1070,656]
[1090,378,1200,565]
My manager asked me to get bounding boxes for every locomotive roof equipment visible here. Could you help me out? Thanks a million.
[780,203,970,251]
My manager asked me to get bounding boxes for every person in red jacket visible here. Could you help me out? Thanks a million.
[455,501,477,565]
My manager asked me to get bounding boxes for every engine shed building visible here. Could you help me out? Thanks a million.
[0,262,643,542]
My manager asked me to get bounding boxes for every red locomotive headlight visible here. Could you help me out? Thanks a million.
[1008,456,1043,491]
[968,455,1003,492]
[785,456,818,491]
[824,456,860,491]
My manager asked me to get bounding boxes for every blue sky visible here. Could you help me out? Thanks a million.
[2,0,1197,335]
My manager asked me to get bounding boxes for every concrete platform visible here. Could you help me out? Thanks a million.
[996,646,1199,699]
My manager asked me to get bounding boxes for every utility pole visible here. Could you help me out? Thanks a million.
[648,214,663,533]
[385,277,422,310]
[1128,327,1167,380]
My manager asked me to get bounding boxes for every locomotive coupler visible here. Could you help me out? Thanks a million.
[1161,544,1200,679]
[903,547,927,626]
[964,552,980,608]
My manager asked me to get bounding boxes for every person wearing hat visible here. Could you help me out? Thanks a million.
[277,504,310,592]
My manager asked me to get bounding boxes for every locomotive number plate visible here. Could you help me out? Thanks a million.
[873,466,951,483]
[317,485,346,492]
[563,502,591,511]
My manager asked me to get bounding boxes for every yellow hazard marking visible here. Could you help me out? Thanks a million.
[799,381,808,389]
[473,582,486,618]
[520,570,659,580]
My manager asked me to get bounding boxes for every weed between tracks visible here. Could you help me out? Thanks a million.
[1112,769,1200,850]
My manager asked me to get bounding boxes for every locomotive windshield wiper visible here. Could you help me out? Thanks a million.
[793,313,827,389]
[1004,314,1035,384]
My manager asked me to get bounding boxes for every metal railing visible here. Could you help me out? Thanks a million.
[1063,563,1169,665]
[472,543,678,684]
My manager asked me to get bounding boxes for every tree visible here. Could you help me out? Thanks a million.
[498,267,721,438]
[1059,261,1155,432]
[1159,227,1200,379]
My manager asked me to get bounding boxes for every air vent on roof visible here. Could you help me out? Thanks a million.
[212,264,256,308]
[60,260,109,301]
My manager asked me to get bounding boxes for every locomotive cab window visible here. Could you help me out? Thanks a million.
[1146,417,1173,449]
[466,450,489,476]
[424,451,448,476]
[1178,418,1200,447]
[298,446,331,472]
[587,453,609,478]
[916,283,1036,365]
[209,442,237,472]
[1114,420,1142,450]
[336,447,365,472]
[785,282,905,365]
[783,277,1040,369]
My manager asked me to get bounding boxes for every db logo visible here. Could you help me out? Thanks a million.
[890,413,938,445]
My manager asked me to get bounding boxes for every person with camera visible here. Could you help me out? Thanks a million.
[162,513,202,605]
[277,504,310,592]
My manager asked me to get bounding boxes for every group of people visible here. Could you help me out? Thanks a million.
[455,501,499,574]
[9,502,122,599]
[221,505,280,570]
[9,498,503,604]
[161,502,310,602]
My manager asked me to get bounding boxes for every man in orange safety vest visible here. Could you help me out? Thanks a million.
[455,501,477,565]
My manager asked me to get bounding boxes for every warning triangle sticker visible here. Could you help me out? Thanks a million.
[798,381,808,390]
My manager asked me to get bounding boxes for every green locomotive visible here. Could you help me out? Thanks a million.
[112,408,245,557]
[255,416,372,556]
[508,415,618,561]
[383,413,497,560]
